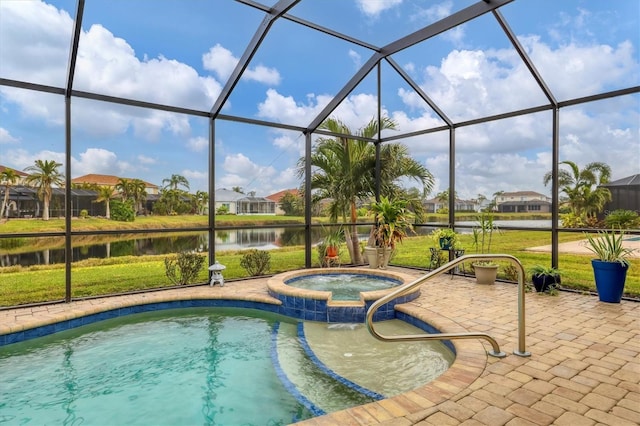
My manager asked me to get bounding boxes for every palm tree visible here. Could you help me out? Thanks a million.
[24,160,64,221]
[543,161,611,219]
[94,186,116,219]
[299,116,434,264]
[129,178,147,214]
[115,178,132,202]
[489,190,504,212]
[194,190,209,215]
[476,193,487,211]
[163,174,190,192]
[398,187,426,222]
[435,189,457,212]
[0,168,20,218]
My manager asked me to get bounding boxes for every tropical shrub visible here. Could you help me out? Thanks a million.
[560,212,586,228]
[240,249,271,275]
[110,200,135,222]
[164,251,205,285]
[605,209,640,229]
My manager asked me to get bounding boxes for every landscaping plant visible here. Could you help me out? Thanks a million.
[164,251,205,285]
[240,249,271,276]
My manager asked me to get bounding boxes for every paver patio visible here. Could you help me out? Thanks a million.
[1,268,638,425]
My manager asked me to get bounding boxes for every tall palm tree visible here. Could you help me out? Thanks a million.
[543,161,611,218]
[129,178,148,214]
[94,185,116,219]
[115,178,133,202]
[476,193,487,211]
[24,160,64,221]
[299,116,434,264]
[163,174,190,192]
[489,190,504,212]
[194,190,209,215]
[0,168,20,218]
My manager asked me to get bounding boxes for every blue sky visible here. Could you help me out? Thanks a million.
[0,0,638,200]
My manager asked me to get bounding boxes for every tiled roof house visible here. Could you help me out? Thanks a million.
[266,189,300,215]
[496,191,551,213]
[71,174,159,195]
[0,165,29,185]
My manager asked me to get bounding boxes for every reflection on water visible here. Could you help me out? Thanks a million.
[1,227,329,268]
[1,221,553,268]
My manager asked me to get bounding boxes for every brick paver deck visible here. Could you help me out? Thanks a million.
[1,268,638,425]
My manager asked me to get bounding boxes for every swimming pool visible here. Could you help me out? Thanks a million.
[0,306,453,424]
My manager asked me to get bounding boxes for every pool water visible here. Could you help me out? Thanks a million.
[286,273,401,300]
[0,308,312,425]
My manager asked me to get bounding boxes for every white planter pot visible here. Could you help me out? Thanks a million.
[364,247,379,269]
[379,247,392,269]
[473,263,498,285]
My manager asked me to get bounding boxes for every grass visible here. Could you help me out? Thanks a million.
[1,229,638,307]
[0,215,306,234]
[0,212,550,234]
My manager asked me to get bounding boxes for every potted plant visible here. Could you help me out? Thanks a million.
[431,228,458,250]
[368,196,414,269]
[323,226,344,258]
[585,229,635,303]
[529,265,561,294]
[472,212,500,284]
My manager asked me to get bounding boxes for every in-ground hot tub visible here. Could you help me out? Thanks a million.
[267,268,419,323]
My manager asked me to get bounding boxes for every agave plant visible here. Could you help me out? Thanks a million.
[584,229,634,267]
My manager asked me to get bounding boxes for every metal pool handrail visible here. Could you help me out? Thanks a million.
[365,254,531,358]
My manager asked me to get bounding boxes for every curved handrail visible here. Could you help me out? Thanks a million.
[365,254,531,358]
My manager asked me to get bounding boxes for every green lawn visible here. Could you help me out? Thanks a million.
[0,212,550,234]
[0,214,306,234]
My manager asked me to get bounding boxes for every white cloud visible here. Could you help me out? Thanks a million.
[219,153,287,194]
[202,44,237,81]
[244,65,281,85]
[272,132,303,155]
[0,1,72,85]
[187,136,208,152]
[256,88,330,127]
[0,128,19,144]
[348,50,362,69]
[522,37,638,100]
[202,43,281,85]
[180,169,207,192]
[356,0,402,17]
[137,155,157,165]
[420,1,452,21]
[0,1,222,139]
[74,148,121,176]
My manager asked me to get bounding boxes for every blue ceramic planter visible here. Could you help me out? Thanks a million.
[591,260,628,303]
[439,237,453,250]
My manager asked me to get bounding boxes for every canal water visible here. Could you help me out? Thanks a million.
[1,221,553,268]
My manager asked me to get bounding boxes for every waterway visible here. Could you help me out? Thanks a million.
[0,221,553,268]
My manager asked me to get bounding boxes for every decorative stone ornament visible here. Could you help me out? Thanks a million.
[208,261,226,287]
